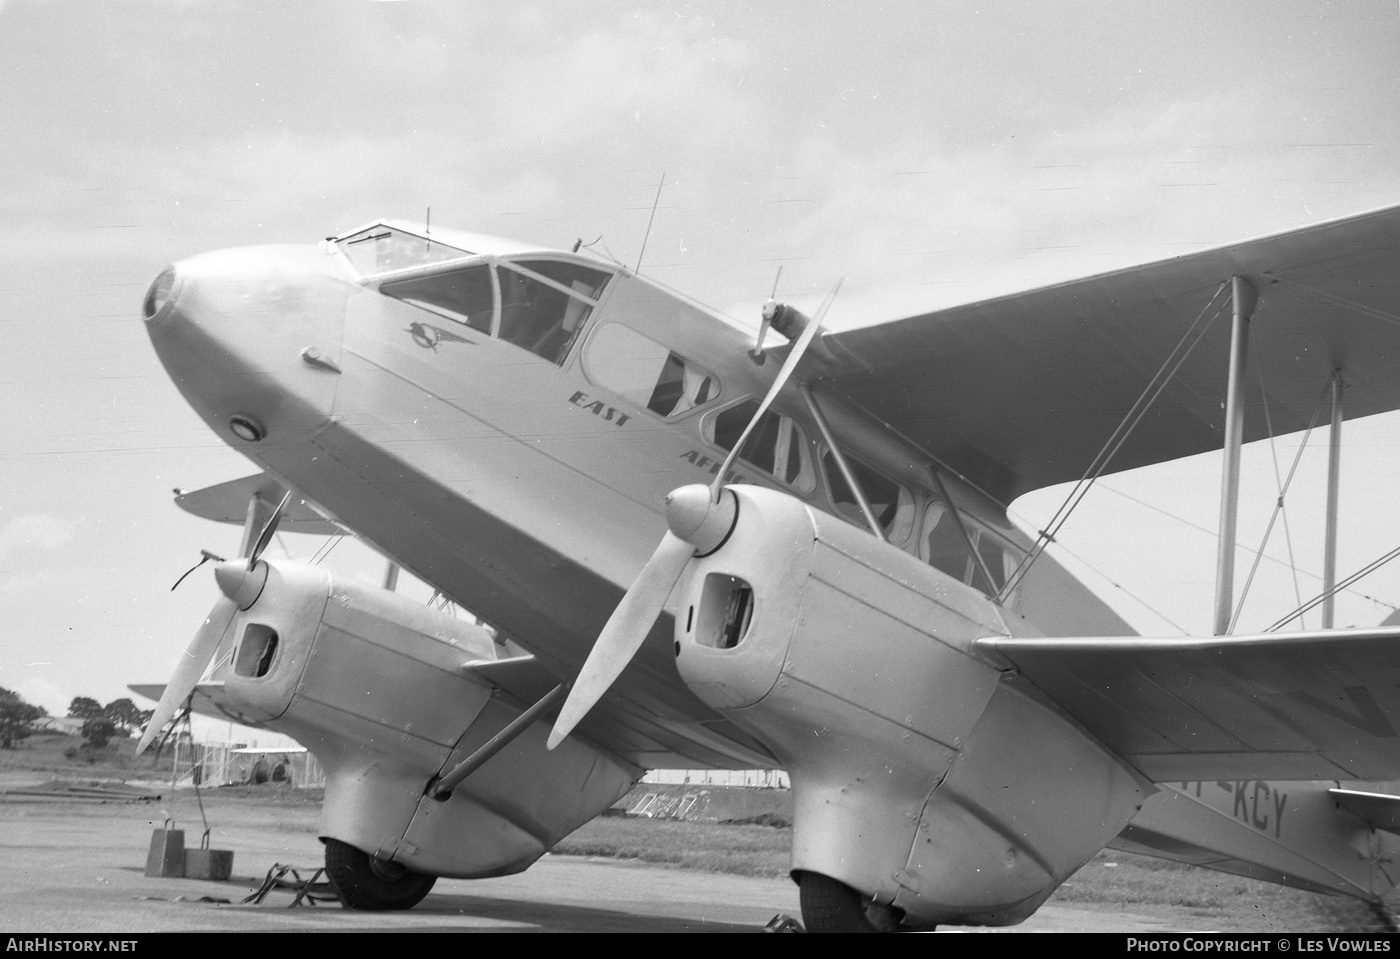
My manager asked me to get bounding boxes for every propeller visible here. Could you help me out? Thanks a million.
[547,281,841,749]
[135,490,292,755]
[134,597,237,755]
[711,280,839,503]
[750,265,783,359]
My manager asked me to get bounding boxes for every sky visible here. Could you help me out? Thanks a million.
[3,0,1400,737]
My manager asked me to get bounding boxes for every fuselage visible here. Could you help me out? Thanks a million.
[142,220,1395,921]
[142,220,1134,767]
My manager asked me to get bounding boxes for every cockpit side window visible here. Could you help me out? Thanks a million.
[337,226,471,276]
[379,265,493,334]
[582,323,720,417]
[375,255,614,364]
[512,260,610,299]
[711,400,815,492]
[497,260,612,366]
[822,451,915,543]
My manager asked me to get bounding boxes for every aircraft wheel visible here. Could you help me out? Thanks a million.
[797,871,903,933]
[324,838,437,910]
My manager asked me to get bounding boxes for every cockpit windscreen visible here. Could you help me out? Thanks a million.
[336,225,471,277]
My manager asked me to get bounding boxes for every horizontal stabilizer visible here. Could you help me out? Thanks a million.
[1329,788,1400,836]
[175,473,340,535]
[977,627,1400,782]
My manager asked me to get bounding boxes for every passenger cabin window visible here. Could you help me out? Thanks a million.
[822,451,915,543]
[497,260,611,366]
[921,502,1022,596]
[583,324,720,417]
[711,400,815,491]
[379,265,493,334]
[336,225,470,276]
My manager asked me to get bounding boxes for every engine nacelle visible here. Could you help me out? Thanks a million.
[672,486,1145,927]
[201,561,638,879]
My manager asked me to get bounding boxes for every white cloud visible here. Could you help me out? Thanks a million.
[493,12,754,145]
[0,514,73,564]
[723,90,1400,325]
[14,675,67,715]
[0,572,46,604]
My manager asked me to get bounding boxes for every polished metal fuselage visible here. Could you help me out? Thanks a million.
[144,235,1128,766]
[143,228,1395,920]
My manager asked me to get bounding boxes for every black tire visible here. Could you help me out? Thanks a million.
[324,838,437,911]
[797,871,901,933]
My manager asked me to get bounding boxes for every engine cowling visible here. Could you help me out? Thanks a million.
[671,486,1145,927]
[194,560,638,879]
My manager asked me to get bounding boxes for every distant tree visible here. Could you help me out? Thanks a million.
[68,696,104,721]
[80,717,116,750]
[0,687,45,749]
[103,698,145,735]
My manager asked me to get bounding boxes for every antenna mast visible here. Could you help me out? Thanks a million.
[635,172,665,273]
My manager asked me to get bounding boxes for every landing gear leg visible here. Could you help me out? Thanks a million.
[797,871,903,933]
[323,838,437,910]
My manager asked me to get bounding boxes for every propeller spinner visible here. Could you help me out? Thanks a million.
[547,282,841,749]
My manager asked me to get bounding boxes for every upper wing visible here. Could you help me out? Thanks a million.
[977,628,1400,782]
[824,203,1400,504]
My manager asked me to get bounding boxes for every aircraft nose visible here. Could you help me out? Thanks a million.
[142,244,352,449]
[142,265,177,321]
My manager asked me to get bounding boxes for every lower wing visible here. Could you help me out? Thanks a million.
[977,628,1400,782]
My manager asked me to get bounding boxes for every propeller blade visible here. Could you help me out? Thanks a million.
[752,265,784,357]
[246,490,292,568]
[135,596,238,755]
[548,532,695,749]
[712,278,842,498]
[547,283,840,749]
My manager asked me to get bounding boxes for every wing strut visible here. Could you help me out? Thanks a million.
[427,682,569,800]
[800,384,886,542]
[1213,276,1259,635]
[1322,374,1344,628]
[929,464,1000,598]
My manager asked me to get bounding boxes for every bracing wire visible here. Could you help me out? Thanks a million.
[998,281,1231,601]
[1029,529,1191,635]
[309,534,344,566]
[1255,357,1310,627]
[1227,372,1334,633]
[1266,542,1400,632]
[1086,480,1397,614]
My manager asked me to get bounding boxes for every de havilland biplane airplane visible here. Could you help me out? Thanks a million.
[132,202,1400,931]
